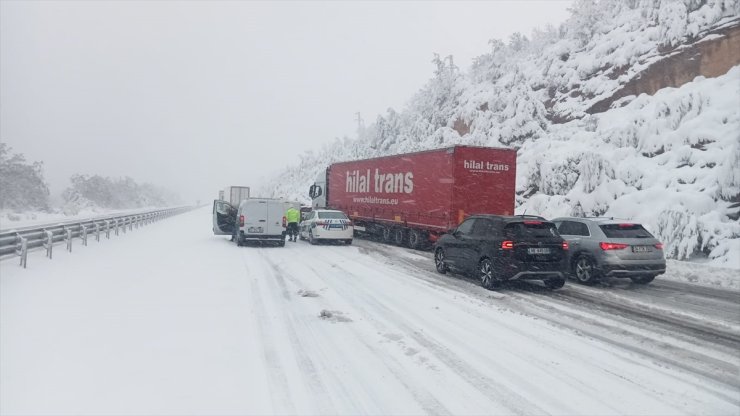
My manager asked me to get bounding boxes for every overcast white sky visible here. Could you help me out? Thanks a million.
[1,0,571,204]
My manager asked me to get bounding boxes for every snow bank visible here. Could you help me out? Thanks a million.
[0,207,163,231]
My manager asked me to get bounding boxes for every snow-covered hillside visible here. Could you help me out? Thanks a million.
[261,0,740,268]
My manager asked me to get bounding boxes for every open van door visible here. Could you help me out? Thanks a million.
[213,199,236,235]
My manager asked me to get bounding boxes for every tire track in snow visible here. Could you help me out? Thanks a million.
[237,250,296,414]
[252,248,340,415]
[346,240,740,407]
[290,249,554,415]
[355,239,740,360]
[326,243,739,412]
[261,250,453,416]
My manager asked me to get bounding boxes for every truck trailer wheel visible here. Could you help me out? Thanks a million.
[393,228,405,246]
[381,227,392,244]
[407,229,423,250]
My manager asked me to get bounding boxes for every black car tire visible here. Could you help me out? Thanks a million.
[236,233,243,247]
[573,255,600,285]
[434,248,448,274]
[346,239,353,245]
[478,258,502,290]
[630,275,655,284]
[309,230,317,245]
[544,277,566,289]
[278,239,286,247]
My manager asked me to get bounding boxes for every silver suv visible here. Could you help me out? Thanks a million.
[551,217,666,285]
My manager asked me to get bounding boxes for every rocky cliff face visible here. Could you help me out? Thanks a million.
[587,19,740,115]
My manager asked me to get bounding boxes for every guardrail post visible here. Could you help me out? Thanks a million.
[122,218,127,234]
[15,234,27,268]
[94,222,100,242]
[43,229,53,259]
[129,217,133,231]
[105,220,111,239]
[115,219,120,236]
[80,224,88,246]
[65,227,73,252]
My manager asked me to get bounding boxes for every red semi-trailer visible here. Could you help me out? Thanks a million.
[309,145,517,249]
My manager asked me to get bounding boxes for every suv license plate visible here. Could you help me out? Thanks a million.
[632,245,652,253]
[247,227,263,233]
[528,248,551,255]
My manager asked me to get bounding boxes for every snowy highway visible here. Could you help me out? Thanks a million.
[2,207,739,415]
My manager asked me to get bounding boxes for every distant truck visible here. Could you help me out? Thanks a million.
[223,186,250,206]
[309,145,517,249]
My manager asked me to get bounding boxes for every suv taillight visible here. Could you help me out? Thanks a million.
[239,215,244,227]
[655,243,664,249]
[600,242,628,250]
[282,216,287,227]
[501,240,514,250]
[562,241,569,250]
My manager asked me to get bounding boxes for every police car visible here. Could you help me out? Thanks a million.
[299,209,353,245]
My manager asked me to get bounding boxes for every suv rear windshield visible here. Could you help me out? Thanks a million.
[599,224,653,238]
[318,211,348,220]
[504,222,558,239]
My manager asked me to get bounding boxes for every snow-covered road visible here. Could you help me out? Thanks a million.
[2,207,738,415]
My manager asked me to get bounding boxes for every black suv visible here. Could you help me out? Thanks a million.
[433,215,569,290]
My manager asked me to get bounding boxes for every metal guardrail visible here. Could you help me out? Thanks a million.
[0,207,193,269]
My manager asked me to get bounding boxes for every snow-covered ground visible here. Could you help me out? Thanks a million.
[1,206,738,415]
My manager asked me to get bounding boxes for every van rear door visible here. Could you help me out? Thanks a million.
[243,200,269,234]
[266,200,287,236]
[213,200,236,235]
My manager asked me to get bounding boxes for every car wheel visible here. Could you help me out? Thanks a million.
[407,229,422,249]
[381,227,392,243]
[309,230,317,245]
[278,238,286,247]
[630,275,655,284]
[478,258,502,290]
[574,255,599,285]
[434,248,448,274]
[346,239,353,245]
[544,277,566,289]
[235,233,243,247]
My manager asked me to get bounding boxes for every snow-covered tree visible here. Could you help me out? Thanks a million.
[0,143,50,211]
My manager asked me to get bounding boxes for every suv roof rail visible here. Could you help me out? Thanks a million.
[577,216,633,221]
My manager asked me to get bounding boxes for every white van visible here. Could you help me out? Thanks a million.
[212,198,287,247]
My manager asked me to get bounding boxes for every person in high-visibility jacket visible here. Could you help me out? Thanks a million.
[285,206,301,242]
